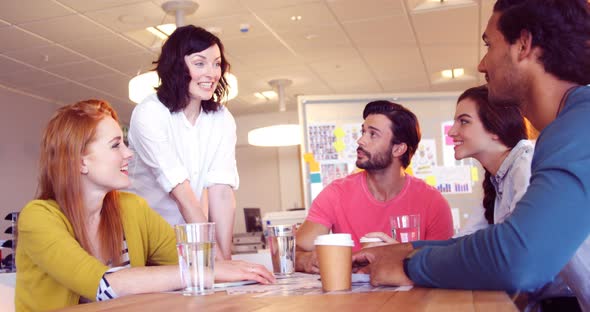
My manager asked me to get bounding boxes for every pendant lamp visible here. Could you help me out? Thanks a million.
[247,79,301,147]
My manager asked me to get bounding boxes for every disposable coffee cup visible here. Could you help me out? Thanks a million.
[359,236,383,248]
[314,233,355,292]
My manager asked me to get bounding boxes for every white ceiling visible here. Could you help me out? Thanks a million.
[0,0,493,122]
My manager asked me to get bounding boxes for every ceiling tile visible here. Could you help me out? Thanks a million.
[61,33,147,59]
[185,14,271,41]
[3,44,85,68]
[277,25,358,62]
[239,0,321,10]
[56,0,150,13]
[253,2,338,33]
[326,0,404,22]
[412,5,478,45]
[85,2,166,33]
[19,14,113,43]
[97,52,156,76]
[0,0,72,24]
[0,26,51,52]
[222,34,300,69]
[0,55,35,73]
[342,15,416,48]
[82,73,131,100]
[421,44,478,73]
[361,46,424,78]
[0,68,63,89]
[45,60,116,80]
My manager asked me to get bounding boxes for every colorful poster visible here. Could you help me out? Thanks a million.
[432,165,473,194]
[307,123,337,161]
[342,123,362,160]
[411,139,437,175]
[320,162,348,187]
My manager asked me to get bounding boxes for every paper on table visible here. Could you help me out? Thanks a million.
[214,280,259,289]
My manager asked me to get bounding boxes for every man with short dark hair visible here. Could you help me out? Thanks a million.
[353,1,590,310]
[295,101,453,273]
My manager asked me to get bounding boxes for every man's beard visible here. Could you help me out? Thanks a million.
[356,145,393,171]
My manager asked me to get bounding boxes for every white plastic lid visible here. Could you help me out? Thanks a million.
[314,233,355,247]
[359,237,383,243]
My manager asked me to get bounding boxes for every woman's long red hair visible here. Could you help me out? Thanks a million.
[38,99,124,265]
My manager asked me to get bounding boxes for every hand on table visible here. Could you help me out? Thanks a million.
[215,260,276,285]
[352,243,415,287]
[361,232,398,248]
[295,250,320,274]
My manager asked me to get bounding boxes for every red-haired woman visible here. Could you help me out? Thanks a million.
[15,100,273,311]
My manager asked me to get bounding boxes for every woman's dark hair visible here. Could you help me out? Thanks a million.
[155,25,230,113]
[493,0,590,85]
[458,85,527,224]
[362,100,421,169]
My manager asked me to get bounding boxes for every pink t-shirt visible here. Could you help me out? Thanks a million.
[307,172,454,251]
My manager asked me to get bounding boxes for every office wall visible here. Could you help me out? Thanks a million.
[232,111,303,234]
[0,87,59,256]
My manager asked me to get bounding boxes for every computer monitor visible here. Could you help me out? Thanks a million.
[243,208,263,233]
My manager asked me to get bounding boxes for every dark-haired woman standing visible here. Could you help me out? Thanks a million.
[127,25,238,260]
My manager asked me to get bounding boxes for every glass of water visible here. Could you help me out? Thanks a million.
[390,215,420,243]
[174,223,216,296]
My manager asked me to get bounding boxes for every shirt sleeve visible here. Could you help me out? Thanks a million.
[306,183,339,229]
[18,202,109,300]
[423,191,454,240]
[129,99,189,193]
[406,122,590,291]
[205,108,239,189]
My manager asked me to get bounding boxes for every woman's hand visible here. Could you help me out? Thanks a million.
[361,232,398,249]
[215,260,276,285]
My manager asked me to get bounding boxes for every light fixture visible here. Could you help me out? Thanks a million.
[146,23,176,40]
[248,125,301,147]
[441,68,465,79]
[128,1,238,104]
[248,79,301,147]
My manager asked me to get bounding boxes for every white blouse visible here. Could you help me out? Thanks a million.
[456,139,534,237]
[126,94,239,225]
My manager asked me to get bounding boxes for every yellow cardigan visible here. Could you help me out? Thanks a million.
[15,192,178,312]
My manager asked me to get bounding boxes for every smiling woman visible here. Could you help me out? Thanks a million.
[125,25,239,260]
[15,100,274,311]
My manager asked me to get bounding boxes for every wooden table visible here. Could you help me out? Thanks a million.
[56,288,517,312]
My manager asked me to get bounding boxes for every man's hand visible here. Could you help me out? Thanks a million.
[295,250,320,273]
[361,232,398,248]
[352,243,415,287]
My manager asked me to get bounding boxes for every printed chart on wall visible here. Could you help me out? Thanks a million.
[306,123,361,200]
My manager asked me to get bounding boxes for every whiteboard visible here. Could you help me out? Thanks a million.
[297,92,485,231]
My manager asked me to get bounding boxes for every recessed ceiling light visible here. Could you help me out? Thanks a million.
[441,68,464,79]
[146,23,176,40]
[441,69,453,78]
[290,15,302,21]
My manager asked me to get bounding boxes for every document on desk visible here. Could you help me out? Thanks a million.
[223,272,412,297]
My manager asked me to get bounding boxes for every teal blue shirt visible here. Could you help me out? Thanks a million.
[407,86,590,307]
